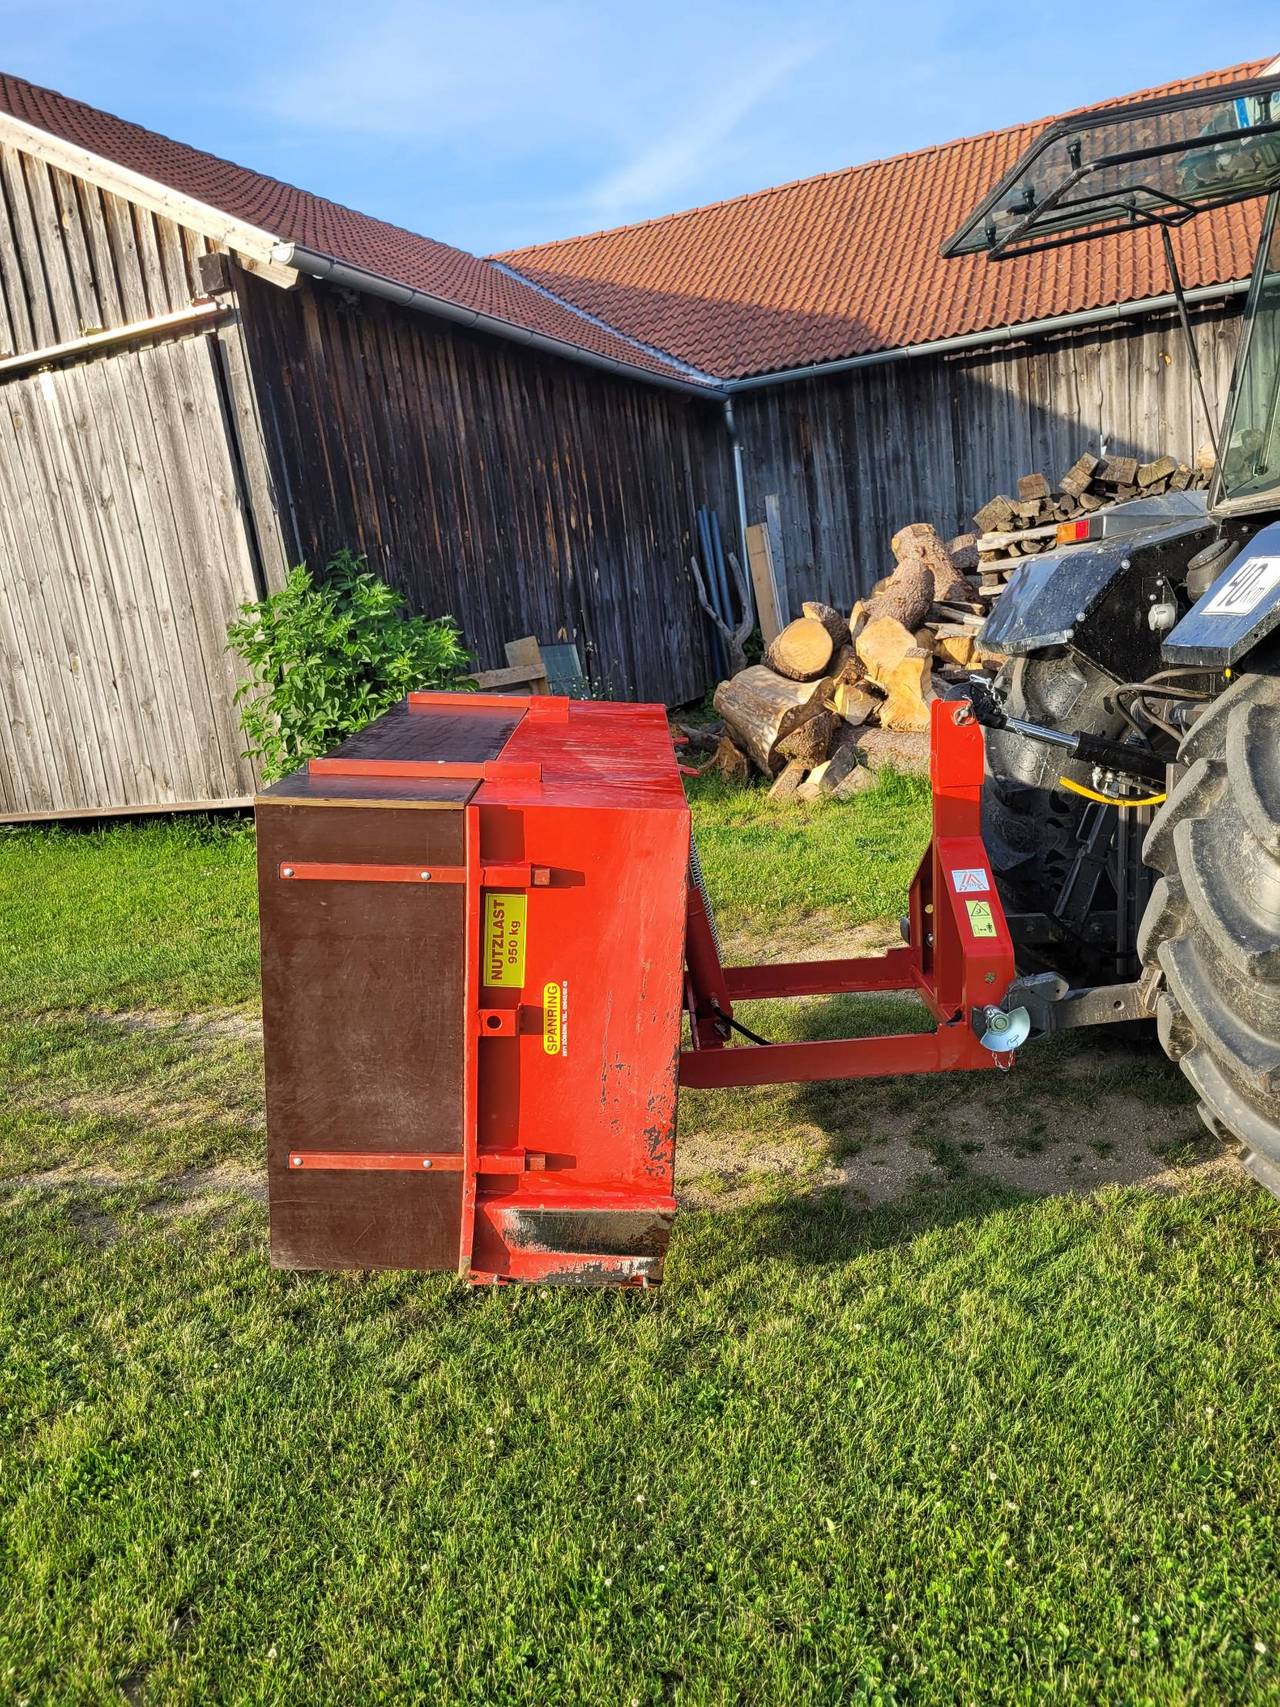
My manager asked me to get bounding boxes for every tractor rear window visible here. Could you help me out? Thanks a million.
[1216,200,1280,509]
[943,76,1280,259]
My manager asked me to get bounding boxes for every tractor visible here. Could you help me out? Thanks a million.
[940,66,1280,1198]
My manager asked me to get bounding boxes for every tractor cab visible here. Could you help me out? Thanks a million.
[944,69,1280,532]
[1215,193,1280,515]
[940,69,1280,1198]
[942,76,1280,263]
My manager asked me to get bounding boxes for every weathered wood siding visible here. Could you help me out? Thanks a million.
[0,333,265,815]
[736,300,1244,606]
[0,142,292,817]
[0,143,211,355]
[236,273,735,705]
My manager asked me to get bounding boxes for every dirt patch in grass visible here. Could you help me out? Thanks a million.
[0,1160,266,1248]
[55,1085,266,1134]
[720,913,903,965]
[682,915,1248,1209]
[677,1077,1245,1210]
[5,1160,265,1202]
[19,956,1251,1221]
[675,1122,845,1209]
[81,1006,262,1046]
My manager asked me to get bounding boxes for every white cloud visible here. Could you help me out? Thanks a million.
[257,2,656,149]
[580,40,817,222]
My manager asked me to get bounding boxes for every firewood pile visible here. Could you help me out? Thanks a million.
[684,523,1001,803]
[974,443,1216,591]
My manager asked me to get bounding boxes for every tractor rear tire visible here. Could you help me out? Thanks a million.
[982,653,1129,982]
[1138,671,1280,1195]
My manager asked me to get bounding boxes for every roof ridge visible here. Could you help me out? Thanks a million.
[487,259,720,383]
[495,55,1265,260]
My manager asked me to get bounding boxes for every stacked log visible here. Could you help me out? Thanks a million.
[973,443,1216,595]
[706,523,1002,801]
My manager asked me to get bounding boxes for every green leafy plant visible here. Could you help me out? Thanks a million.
[226,552,471,779]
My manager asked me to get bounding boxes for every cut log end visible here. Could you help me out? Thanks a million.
[711,735,750,785]
[763,616,835,682]
[801,600,851,652]
[775,710,833,767]
[767,758,808,801]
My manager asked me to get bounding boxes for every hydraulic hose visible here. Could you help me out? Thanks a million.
[1058,776,1167,809]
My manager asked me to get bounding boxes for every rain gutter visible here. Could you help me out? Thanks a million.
[275,242,1249,404]
[723,278,1252,392]
[272,241,727,401]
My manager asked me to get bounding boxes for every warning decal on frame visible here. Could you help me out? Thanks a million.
[951,867,990,894]
[483,893,527,987]
[543,982,563,1055]
[965,899,998,939]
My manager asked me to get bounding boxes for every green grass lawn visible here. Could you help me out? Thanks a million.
[3,785,1280,1705]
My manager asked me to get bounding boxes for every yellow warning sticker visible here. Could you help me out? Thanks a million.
[483,893,527,987]
[965,898,998,939]
[542,981,562,1055]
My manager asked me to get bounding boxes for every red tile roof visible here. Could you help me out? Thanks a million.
[0,61,1270,390]
[0,71,708,387]
[498,59,1272,380]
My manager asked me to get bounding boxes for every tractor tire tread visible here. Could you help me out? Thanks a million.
[1140,672,1280,1184]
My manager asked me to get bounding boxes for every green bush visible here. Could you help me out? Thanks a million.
[226,552,471,780]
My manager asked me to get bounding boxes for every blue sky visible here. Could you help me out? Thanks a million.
[2,1,1276,255]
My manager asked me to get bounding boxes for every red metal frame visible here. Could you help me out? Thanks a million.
[287,1148,543,1174]
[679,698,1017,1089]
[458,801,482,1276]
[407,690,571,724]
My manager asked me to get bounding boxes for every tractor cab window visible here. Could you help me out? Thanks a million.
[943,75,1280,259]
[1216,198,1280,509]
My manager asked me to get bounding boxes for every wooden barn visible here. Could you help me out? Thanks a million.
[0,56,1273,819]
[0,74,733,819]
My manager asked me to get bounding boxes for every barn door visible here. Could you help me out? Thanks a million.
[0,330,265,816]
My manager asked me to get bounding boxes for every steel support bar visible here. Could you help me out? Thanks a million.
[722,948,920,1000]
[679,1022,998,1089]
[287,1148,539,1173]
[288,1150,464,1171]
[276,861,547,886]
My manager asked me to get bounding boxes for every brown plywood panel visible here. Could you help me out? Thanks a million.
[332,698,521,764]
[270,1171,464,1272]
[258,802,469,1271]
[257,699,525,809]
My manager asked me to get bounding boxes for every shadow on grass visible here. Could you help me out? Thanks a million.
[717,1176,1023,1271]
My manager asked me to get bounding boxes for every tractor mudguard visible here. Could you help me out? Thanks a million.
[981,509,1216,682]
[1162,518,1280,667]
